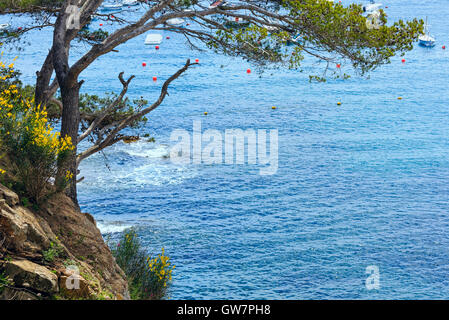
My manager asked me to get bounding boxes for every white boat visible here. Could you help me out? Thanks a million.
[123,0,139,6]
[419,18,436,47]
[144,33,163,45]
[0,23,10,31]
[363,1,382,14]
[166,18,185,27]
[209,0,227,8]
[101,3,122,11]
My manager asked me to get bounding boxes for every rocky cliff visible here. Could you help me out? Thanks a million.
[0,183,130,300]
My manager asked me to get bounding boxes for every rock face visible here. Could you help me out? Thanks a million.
[3,259,58,294]
[0,185,129,300]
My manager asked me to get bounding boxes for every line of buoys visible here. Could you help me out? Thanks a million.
[153,76,157,81]
[246,68,251,74]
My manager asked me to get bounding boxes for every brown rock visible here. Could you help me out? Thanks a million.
[4,259,58,294]
[0,184,19,207]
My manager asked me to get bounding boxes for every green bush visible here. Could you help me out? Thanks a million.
[0,59,74,204]
[111,229,174,300]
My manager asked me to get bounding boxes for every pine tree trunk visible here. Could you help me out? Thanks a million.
[57,78,81,207]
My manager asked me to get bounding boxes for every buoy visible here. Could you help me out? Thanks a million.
[153,76,157,81]
[204,112,208,115]
[17,27,22,31]
[398,97,403,100]
[336,64,341,68]
[443,45,446,50]
[246,68,251,74]
[155,45,160,50]
[235,17,239,22]
[401,58,406,63]
[99,23,103,26]
[195,59,199,63]
[166,36,170,39]
[337,102,342,105]
[111,15,115,19]
[271,106,276,110]
[142,62,147,67]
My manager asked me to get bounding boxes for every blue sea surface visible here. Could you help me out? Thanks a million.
[3,0,449,299]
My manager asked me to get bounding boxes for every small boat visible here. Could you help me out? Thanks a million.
[144,33,163,45]
[166,18,185,27]
[101,3,122,11]
[123,0,139,6]
[419,17,436,47]
[0,23,10,31]
[363,1,382,14]
[209,0,227,8]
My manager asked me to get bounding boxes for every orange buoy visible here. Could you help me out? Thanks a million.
[155,45,160,50]
[142,62,147,67]
[246,68,251,74]
[153,76,157,81]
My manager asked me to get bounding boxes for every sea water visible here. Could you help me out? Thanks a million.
[2,0,449,299]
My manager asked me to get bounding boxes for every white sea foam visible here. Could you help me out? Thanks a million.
[97,221,133,234]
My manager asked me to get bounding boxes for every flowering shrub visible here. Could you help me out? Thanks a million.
[0,57,74,203]
[111,229,174,300]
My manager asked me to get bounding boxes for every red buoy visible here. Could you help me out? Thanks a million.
[235,17,239,22]
[155,45,160,50]
[166,36,170,39]
[99,23,103,26]
[443,45,446,50]
[142,62,147,67]
[336,64,341,68]
[246,68,251,74]
[153,76,157,81]
[18,27,22,31]
[401,58,406,63]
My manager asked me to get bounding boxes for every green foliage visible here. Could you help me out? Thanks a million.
[111,229,174,300]
[0,0,62,12]
[79,92,148,139]
[0,59,74,204]
[210,0,423,76]
[42,241,63,263]
[0,270,13,294]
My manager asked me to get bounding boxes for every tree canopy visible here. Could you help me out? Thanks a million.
[0,0,424,203]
